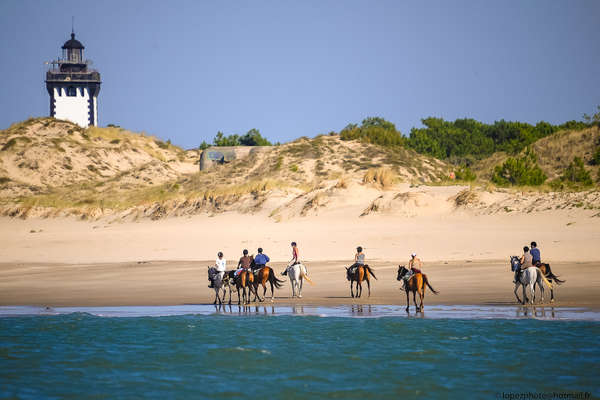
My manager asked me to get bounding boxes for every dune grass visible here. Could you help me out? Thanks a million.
[362,167,396,189]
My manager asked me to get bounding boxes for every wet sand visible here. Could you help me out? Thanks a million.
[1,260,598,309]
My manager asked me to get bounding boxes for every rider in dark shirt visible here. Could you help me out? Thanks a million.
[236,249,253,276]
[253,247,270,271]
[530,241,541,266]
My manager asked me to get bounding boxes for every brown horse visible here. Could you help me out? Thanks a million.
[234,269,256,305]
[345,265,377,298]
[397,266,438,312]
[535,262,565,302]
[251,266,286,302]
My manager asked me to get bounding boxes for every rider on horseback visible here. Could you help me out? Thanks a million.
[348,246,365,276]
[400,253,422,288]
[514,246,533,283]
[236,249,253,277]
[530,241,541,266]
[253,248,270,271]
[282,242,300,276]
[208,251,226,288]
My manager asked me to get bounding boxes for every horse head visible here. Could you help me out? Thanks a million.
[397,265,408,281]
[345,266,352,281]
[510,256,521,272]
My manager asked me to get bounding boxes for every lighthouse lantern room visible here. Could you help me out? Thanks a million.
[45,31,101,127]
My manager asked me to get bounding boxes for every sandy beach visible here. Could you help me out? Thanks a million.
[1,259,598,308]
[1,199,599,309]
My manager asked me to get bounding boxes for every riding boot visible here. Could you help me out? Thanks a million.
[281,269,287,276]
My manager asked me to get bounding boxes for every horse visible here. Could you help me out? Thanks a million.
[345,264,377,298]
[207,267,228,305]
[285,263,313,298]
[510,256,553,304]
[396,266,438,312]
[232,269,256,305]
[534,262,565,302]
[251,266,285,302]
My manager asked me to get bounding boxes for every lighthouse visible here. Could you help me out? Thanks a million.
[45,31,101,127]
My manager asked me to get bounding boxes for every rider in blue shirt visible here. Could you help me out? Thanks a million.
[253,248,270,270]
[530,241,541,266]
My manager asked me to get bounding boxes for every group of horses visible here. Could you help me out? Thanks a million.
[207,263,312,305]
[207,261,440,312]
[207,258,565,312]
[510,256,565,304]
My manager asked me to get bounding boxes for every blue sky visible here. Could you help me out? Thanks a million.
[1,0,599,149]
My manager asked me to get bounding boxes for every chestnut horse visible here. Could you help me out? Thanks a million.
[397,266,438,312]
[251,267,285,302]
[233,269,256,305]
[535,262,565,302]
[345,265,377,298]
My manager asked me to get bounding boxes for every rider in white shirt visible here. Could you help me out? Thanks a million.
[215,251,226,280]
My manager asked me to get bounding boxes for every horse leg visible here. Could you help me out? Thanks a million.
[522,284,527,305]
[270,280,275,302]
[350,280,354,298]
[527,283,534,305]
[413,291,418,312]
[549,279,555,303]
[405,290,410,313]
[298,276,303,298]
[213,288,218,305]
[419,288,424,312]
[514,283,522,304]
[367,278,371,297]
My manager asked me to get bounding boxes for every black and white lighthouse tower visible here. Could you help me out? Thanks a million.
[45,31,101,127]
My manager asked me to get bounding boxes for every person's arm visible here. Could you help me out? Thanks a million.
[418,258,423,268]
[354,253,359,262]
[238,257,242,268]
[265,255,270,263]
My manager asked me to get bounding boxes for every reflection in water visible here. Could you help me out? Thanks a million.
[212,303,277,315]
[516,306,556,319]
[350,304,373,315]
[1,304,596,321]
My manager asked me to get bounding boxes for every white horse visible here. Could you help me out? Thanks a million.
[285,263,313,298]
[510,256,553,304]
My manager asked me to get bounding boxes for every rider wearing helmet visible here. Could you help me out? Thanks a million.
[236,249,253,276]
[514,246,533,283]
[282,242,300,276]
[348,246,365,275]
[253,247,270,271]
[530,241,541,266]
[209,251,227,288]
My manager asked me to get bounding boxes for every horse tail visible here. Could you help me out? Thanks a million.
[537,268,553,290]
[364,265,377,280]
[268,268,285,289]
[545,264,565,285]
[424,275,439,294]
[300,268,315,285]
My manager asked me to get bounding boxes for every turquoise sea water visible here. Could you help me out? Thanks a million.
[1,305,599,399]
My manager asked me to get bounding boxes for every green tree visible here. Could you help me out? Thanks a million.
[491,148,547,186]
[198,140,210,150]
[562,157,592,185]
[213,131,240,146]
[455,166,476,181]
[239,128,272,146]
[340,117,404,147]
